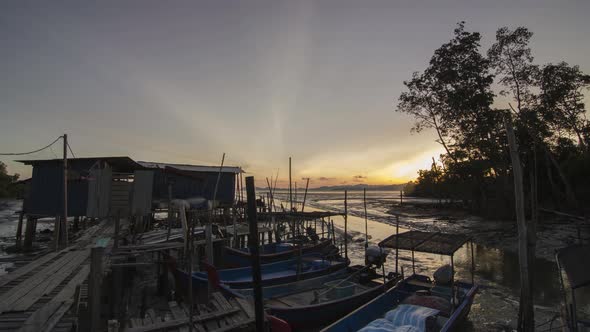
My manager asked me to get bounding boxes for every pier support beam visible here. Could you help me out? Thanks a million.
[89,246,104,332]
[23,216,36,251]
[15,211,24,250]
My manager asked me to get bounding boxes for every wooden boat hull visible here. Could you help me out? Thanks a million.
[266,273,400,330]
[321,274,478,332]
[231,268,351,300]
[190,255,350,290]
[222,239,334,268]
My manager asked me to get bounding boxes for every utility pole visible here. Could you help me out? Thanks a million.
[63,134,68,247]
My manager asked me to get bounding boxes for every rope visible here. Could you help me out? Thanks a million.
[0,136,63,156]
[67,142,76,159]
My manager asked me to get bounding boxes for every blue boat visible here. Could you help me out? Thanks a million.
[222,239,335,268]
[230,267,351,299]
[191,254,350,290]
[264,266,401,330]
[323,231,479,332]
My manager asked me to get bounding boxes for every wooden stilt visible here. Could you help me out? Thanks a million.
[23,216,35,251]
[15,211,24,250]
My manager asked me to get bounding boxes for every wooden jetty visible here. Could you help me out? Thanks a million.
[124,294,254,332]
[0,220,115,332]
[0,214,258,332]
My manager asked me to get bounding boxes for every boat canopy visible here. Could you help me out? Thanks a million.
[556,245,590,289]
[379,231,471,256]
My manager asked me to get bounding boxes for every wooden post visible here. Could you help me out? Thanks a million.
[301,178,310,213]
[289,157,292,213]
[62,133,68,247]
[54,216,60,251]
[166,183,173,241]
[470,241,475,285]
[187,216,194,332]
[400,190,403,206]
[232,210,238,248]
[113,213,120,249]
[331,220,336,245]
[89,246,104,332]
[344,190,348,260]
[395,215,399,274]
[23,216,35,251]
[15,211,24,250]
[363,188,368,250]
[505,117,534,331]
[246,176,265,332]
[205,222,214,265]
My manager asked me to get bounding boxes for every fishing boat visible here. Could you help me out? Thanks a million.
[218,246,398,330]
[222,238,336,268]
[555,244,590,332]
[323,231,478,332]
[191,253,350,290]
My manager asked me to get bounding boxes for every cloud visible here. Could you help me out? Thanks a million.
[352,175,367,182]
[317,176,334,181]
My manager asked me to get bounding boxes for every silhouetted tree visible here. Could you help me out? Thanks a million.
[0,162,20,198]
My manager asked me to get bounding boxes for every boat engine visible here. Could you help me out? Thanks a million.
[365,246,388,268]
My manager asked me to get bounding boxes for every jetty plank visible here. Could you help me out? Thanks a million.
[168,302,189,332]
[0,252,59,288]
[11,250,89,311]
[0,251,78,313]
[18,265,90,332]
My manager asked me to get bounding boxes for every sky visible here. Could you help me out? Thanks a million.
[1,0,589,188]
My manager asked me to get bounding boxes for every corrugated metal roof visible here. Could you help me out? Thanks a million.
[137,161,242,174]
[379,231,470,256]
[16,156,144,172]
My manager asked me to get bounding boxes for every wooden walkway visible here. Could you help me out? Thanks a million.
[0,221,115,332]
[123,293,254,332]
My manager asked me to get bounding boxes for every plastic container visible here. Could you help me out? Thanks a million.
[324,280,356,300]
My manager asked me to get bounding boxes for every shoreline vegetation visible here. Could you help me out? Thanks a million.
[395,23,590,222]
[0,162,21,199]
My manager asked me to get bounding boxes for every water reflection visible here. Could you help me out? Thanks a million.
[277,190,590,330]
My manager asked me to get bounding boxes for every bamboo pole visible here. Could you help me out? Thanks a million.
[301,178,310,213]
[395,215,399,274]
[289,157,293,212]
[344,190,348,260]
[363,188,368,250]
[505,117,534,331]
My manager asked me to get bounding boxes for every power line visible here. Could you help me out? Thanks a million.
[49,145,58,159]
[0,136,63,156]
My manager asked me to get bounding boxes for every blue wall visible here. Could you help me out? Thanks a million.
[27,163,89,216]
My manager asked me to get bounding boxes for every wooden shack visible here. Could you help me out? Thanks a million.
[17,157,146,218]
[137,161,241,208]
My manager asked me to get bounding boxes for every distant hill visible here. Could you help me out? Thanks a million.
[256,183,407,192]
[311,184,406,191]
